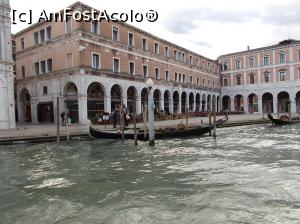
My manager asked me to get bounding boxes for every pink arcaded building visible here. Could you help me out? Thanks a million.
[13,2,220,124]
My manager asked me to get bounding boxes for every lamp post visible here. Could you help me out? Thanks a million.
[146,78,155,146]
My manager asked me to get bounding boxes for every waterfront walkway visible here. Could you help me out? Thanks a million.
[0,114,270,143]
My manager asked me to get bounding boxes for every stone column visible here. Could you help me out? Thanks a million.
[17,100,24,123]
[159,97,164,111]
[78,96,88,124]
[186,97,189,113]
[230,96,235,112]
[169,97,173,114]
[136,96,142,114]
[257,97,262,113]
[243,96,248,114]
[290,99,296,114]
[273,99,278,114]
[31,99,38,124]
[104,95,111,113]
[193,98,196,112]
[178,95,182,114]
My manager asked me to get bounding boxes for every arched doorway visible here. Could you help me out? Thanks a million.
[202,94,206,111]
[20,88,31,122]
[153,89,161,113]
[234,95,244,112]
[196,93,200,112]
[127,86,137,114]
[173,91,179,114]
[262,92,273,113]
[164,90,170,113]
[64,82,79,123]
[111,84,122,111]
[189,93,194,111]
[87,82,105,120]
[207,95,211,111]
[181,92,187,113]
[277,91,290,113]
[248,93,258,113]
[222,95,230,111]
[296,91,300,114]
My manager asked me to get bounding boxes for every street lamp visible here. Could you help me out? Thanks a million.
[146,78,155,146]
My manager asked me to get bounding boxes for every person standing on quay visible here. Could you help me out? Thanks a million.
[111,109,118,129]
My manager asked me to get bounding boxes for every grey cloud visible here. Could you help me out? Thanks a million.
[190,40,212,48]
[164,1,300,34]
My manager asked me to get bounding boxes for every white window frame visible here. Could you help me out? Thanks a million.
[46,58,53,73]
[128,32,135,47]
[91,20,99,34]
[279,53,286,64]
[249,58,255,67]
[154,42,159,54]
[235,60,241,69]
[91,52,101,69]
[113,57,120,73]
[66,52,73,68]
[249,74,255,84]
[142,64,148,78]
[165,70,169,81]
[154,67,160,79]
[142,37,148,51]
[279,71,286,81]
[264,72,270,83]
[196,77,199,85]
[189,55,193,65]
[112,26,119,42]
[263,56,269,66]
[190,75,193,84]
[164,46,169,58]
[64,19,72,33]
[223,78,227,86]
[128,61,135,75]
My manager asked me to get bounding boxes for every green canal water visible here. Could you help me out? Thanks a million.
[1,124,300,223]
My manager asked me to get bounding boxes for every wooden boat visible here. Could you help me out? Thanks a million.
[267,113,300,125]
[89,116,228,140]
[215,114,228,127]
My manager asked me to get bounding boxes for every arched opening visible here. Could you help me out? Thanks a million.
[217,96,220,112]
[196,93,200,112]
[262,92,273,113]
[63,82,79,123]
[189,92,194,111]
[141,87,149,112]
[277,91,290,113]
[222,95,230,111]
[87,82,105,120]
[164,90,170,113]
[173,91,179,114]
[111,84,122,111]
[296,91,300,114]
[127,86,137,114]
[153,89,161,113]
[181,92,187,113]
[207,95,211,111]
[234,94,244,112]
[248,93,258,113]
[202,94,206,111]
[20,88,31,122]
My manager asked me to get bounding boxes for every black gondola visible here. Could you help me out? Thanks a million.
[267,113,300,125]
[88,116,228,140]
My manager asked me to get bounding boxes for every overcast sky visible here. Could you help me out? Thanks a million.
[10,0,300,59]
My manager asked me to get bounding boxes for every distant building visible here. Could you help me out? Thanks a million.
[0,0,16,129]
[219,39,300,114]
[14,2,220,124]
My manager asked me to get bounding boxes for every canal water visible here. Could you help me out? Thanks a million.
[0,124,300,223]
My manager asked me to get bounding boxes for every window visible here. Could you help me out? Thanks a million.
[65,19,72,33]
[155,68,159,79]
[235,60,241,69]
[43,86,48,95]
[142,38,147,51]
[165,70,169,81]
[196,77,199,85]
[129,62,135,75]
[92,53,100,69]
[39,29,45,42]
[249,58,254,67]
[263,56,269,65]
[279,71,286,81]
[190,75,193,84]
[34,62,39,75]
[154,42,159,54]
[279,53,286,64]
[208,80,210,87]
[21,38,24,50]
[40,60,46,74]
[208,63,210,70]
[175,72,178,82]
[182,74,185,83]
[174,50,178,60]
[164,46,169,57]
[128,32,134,46]
[47,59,52,73]
[178,52,182,61]
[249,74,255,84]
[189,56,193,65]
[142,65,148,78]
[236,76,241,85]
[264,72,270,83]
[223,78,228,86]
[46,26,51,40]
[178,73,182,83]
[182,53,185,62]
[196,58,199,66]
[112,26,119,42]
[21,66,25,78]
[203,78,205,86]
[222,62,228,71]
[34,32,39,45]
[91,21,99,34]
[213,82,215,88]
[66,53,73,68]
[113,58,120,73]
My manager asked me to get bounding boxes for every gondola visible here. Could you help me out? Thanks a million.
[88,116,228,140]
[267,113,300,125]
[215,114,228,127]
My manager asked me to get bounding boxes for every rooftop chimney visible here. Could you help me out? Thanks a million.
[247,46,250,51]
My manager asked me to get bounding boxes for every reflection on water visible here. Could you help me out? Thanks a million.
[1,124,300,223]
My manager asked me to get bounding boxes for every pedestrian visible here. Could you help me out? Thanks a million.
[123,104,129,127]
[111,109,118,128]
[60,111,65,126]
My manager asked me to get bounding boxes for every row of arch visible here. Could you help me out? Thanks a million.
[19,82,220,123]
[222,91,300,113]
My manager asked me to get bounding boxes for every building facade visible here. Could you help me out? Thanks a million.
[219,39,300,115]
[14,2,220,125]
[0,0,16,129]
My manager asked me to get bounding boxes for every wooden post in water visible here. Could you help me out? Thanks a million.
[209,112,212,136]
[213,99,216,139]
[120,102,125,142]
[56,97,60,145]
[133,97,137,146]
[143,105,147,140]
[185,107,188,126]
[289,100,292,120]
[66,112,70,144]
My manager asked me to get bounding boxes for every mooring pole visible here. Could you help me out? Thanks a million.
[133,97,137,146]
[65,112,70,144]
[209,112,212,136]
[213,100,216,139]
[121,100,125,142]
[185,107,188,126]
[56,97,60,145]
[143,105,147,140]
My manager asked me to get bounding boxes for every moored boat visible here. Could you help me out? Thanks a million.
[267,113,300,125]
